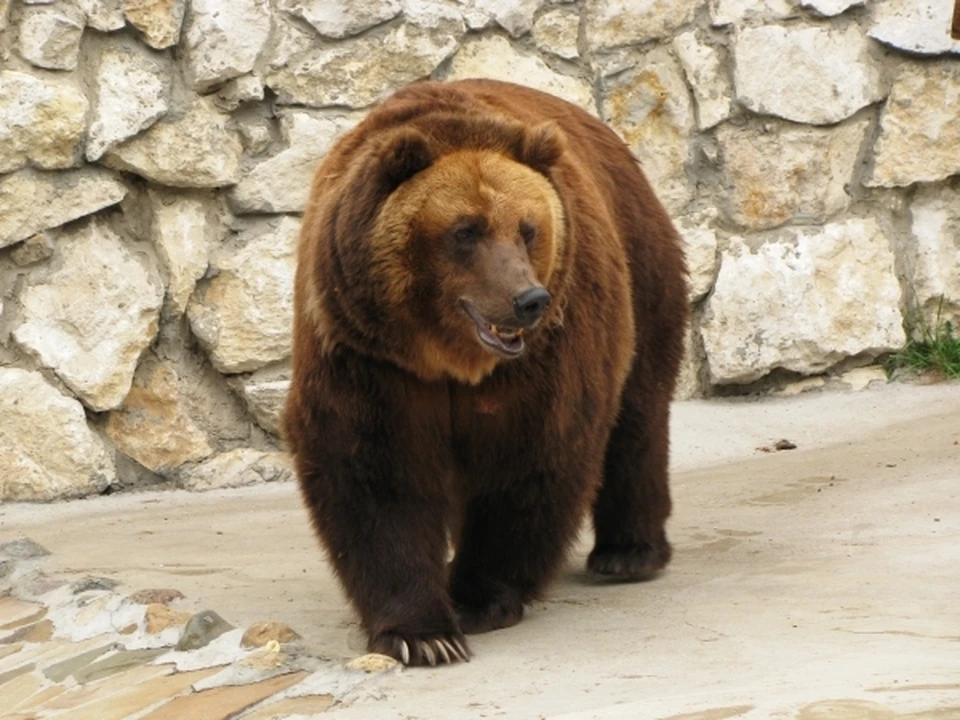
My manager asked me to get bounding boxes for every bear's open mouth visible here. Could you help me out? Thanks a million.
[459,300,525,357]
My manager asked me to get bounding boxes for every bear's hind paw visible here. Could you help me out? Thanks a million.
[587,541,672,582]
[370,631,471,667]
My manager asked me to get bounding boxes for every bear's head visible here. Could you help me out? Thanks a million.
[321,116,569,385]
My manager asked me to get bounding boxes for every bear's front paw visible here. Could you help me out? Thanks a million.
[587,540,672,582]
[369,630,471,667]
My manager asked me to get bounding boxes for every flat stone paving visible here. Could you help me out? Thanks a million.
[0,538,396,719]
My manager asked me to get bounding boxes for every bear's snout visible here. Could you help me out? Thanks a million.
[512,286,551,327]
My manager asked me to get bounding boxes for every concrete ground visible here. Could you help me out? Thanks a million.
[3,379,959,719]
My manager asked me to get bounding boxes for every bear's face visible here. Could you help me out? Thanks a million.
[375,147,565,384]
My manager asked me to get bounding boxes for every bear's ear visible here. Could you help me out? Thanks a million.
[520,121,566,175]
[377,128,434,189]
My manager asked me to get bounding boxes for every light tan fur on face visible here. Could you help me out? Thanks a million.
[374,150,565,384]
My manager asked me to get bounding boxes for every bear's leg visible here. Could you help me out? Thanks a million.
[588,389,674,581]
[448,477,589,634]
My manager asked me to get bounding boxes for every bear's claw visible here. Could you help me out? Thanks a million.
[372,631,471,667]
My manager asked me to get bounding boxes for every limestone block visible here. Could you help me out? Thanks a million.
[672,31,734,130]
[868,0,960,55]
[14,221,164,411]
[123,0,186,48]
[105,356,213,472]
[532,7,579,60]
[267,3,464,107]
[866,61,960,188]
[676,219,720,303]
[799,0,864,16]
[147,189,215,315]
[277,0,400,38]
[212,74,264,112]
[87,39,170,161]
[237,365,291,435]
[77,0,125,31]
[701,219,905,384]
[585,0,699,50]
[187,217,300,374]
[10,232,54,267]
[709,0,796,24]
[0,167,126,249]
[178,450,293,491]
[471,0,541,37]
[733,24,885,125]
[230,110,364,214]
[716,119,870,230]
[446,35,595,114]
[0,70,88,173]
[183,0,271,91]
[0,369,116,501]
[601,47,694,213]
[909,184,960,329]
[103,98,242,188]
[19,4,85,71]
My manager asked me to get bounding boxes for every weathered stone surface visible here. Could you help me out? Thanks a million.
[183,0,270,91]
[446,35,595,113]
[585,0,699,49]
[0,71,88,173]
[145,604,192,634]
[147,189,215,315]
[0,0,9,30]
[176,610,235,651]
[676,219,719,303]
[868,0,960,55]
[241,622,302,649]
[103,98,242,188]
[10,232,54,267]
[230,110,364,214]
[799,0,863,16]
[87,40,170,161]
[909,184,960,329]
[212,74,264,112]
[866,61,960,188]
[14,221,164,411]
[105,357,214,473]
[601,47,694,213]
[18,4,85,70]
[709,0,795,24]
[471,0,541,37]
[262,10,315,71]
[238,366,291,435]
[672,31,733,130]
[187,217,299,373]
[123,0,186,48]
[532,6,579,59]
[345,653,400,673]
[278,0,400,38]
[0,167,127,249]
[0,369,116,501]
[0,538,51,559]
[267,4,464,107]
[77,0,125,31]
[733,24,885,125]
[716,118,870,230]
[178,449,293,491]
[129,588,185,605]
[701,219,905,384]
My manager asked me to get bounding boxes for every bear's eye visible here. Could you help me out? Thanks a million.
[450,219,483,247]
[519,220,537,247]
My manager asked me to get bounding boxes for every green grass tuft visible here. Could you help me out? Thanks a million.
[885,295,960,380]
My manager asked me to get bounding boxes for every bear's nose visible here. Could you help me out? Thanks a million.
[513,286,552,326]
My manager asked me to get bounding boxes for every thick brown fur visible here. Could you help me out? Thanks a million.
[283,79,689,667]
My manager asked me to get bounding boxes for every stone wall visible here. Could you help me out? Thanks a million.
[1,0,959,501]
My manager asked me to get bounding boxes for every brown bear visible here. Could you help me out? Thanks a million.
[283,78,688,667]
